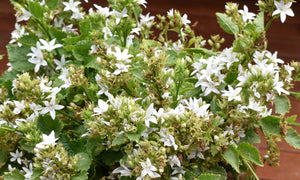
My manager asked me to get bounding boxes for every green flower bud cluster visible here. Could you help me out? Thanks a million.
[33,143,81,179]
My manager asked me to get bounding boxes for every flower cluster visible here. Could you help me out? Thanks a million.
[1,0,300,179]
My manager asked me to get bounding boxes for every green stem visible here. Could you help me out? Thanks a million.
[265,16,276,32]
[244,159,259,180]
[57,110,80,125]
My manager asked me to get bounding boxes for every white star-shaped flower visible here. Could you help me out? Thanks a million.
[272,0,294,23]
[134,0,147,8]
[144,103,157,128]
[168,155,181,168]
[39,39,63,52]
[111,46,133,63]
[137,158,161,180]
[10,149,23,165]
[27,42,47,73]
[93,99,109,116]
[63,0,81,12]
[54,55,70,70]
[181,14,191,25]
[112,164,132,177]
[139,13,155,28]
[17,8,31,22]
[40,98,64,120]
[238,5,256,22]
[222,85,242,101]
[35,130,59,149]
[113,63,131,75]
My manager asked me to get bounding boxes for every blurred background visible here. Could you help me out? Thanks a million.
[1,0,300,179]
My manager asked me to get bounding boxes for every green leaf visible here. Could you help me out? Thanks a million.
[37,114,63,135]
[166,50,178,65]
[261,116,281,134]
[46,0,60,10]
[233,39,247,53]
[79,18,92,37]
[224,72,238,84]
[17,34,39,46]
[126,123,146,142]
[204,166,227,180]
[198,174,221,180]
[28,1,44,19]
[0,149,8,168]
[221,145,240,173]
[72,40,95,64]
[126,132,140,142]
[285,128,300,150]
[286,115,297,124]
[6,44,34,71]
[254,12,264,33]
[211,96,221,115]
[72,171,88,180]
[111,134,128,146]
[240,127,261,144]
[275,95,290,115]
[237,142,263,166]
[184,168,197,180]
[77,152,92,171]
[100,150,124,166]
[3,169,25,180]
[30,169,43,179]
[49,26,68,42]
[216,13,239,35]
[0,70,18,87]
[60,134,86,156]
[185,48,216,56]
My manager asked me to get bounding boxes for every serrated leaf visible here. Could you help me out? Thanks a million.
[166,50,178,65]
[285,128,300,150]
[261,116,281,134]
[254,12,264,33]
[224,72,238,84]
[0,149,8,168]
[2,169,25,180]
[37,114,63,135]
[30,169,43,179]
[28,1,44,19]
[286,115,297,124]
[79,18,92,37]
[237,142,263,166]
[111,134,128,146]
[72,171,88,180]
[126,132,140,142]
[77,152,91,171]
[233,39,247,53]
[204,166,227,180]
[100,150,123,166]
[216,13,239,35]
[6,44,34,71]
[198,174,221,180]
[222,145,240,173]
[185,48,216,56]
[240,127,261,144]
[275,95,290,115]
[184,168,197,180]
[60,134,86,156]
[72,40,95,64]
[211,96,221,115]
[18,34,39,46]
[49,27,67,42]
[126,123,146,142]
[46,0,60,10]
